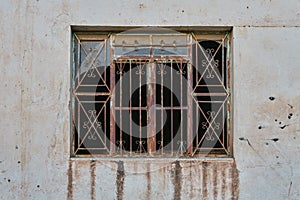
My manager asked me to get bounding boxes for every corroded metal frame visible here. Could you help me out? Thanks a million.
[71,29,231,157]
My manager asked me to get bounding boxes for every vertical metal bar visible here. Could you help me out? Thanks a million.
[222,37,224,87]
[104,39,107,86]
[223,103,225,147]
[77,35,80,87]
[187,35,193,154]
[171,60,173,155]
[148,35,154,154]
[104,40,107,151]
[78,100,80,151]
[226,33,231,155]
[222,36,225,150]
[161,63,164,155]
[195,38,199,148]
[139,60,142,154]
[152,61,156,153]
[110,37,115,154]
[180,60,183,153]
[71,34,75,156]
[129,60,132,155]
[76,35,81,152]
[147,62,156,154]
[119,62,123,154]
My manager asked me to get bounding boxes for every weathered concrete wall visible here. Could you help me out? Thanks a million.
[0,0,299,199]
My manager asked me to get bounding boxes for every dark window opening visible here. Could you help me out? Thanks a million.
[71,29,231,157]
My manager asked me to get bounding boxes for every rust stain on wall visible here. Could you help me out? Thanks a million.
[67,160,73,200]
[231,162,240,200]
[66,159,239,199]
[213,165,218,199]
[189,162,194,199]
[193,160,240,200]
[146,163,151,200]
[172,161,182,200]
[116,161,125,200]
[90,160,96,200]
[221,167,226,199]
[202,162,208,199]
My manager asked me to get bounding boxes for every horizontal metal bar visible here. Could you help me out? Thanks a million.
[78,101,108,103]
[156,106,188,110]
[194,148,226,150]
[114,56,190,61]
[71,156,233,161]
[78,84,109,87]
[197,84,226,87]
[113,44,190,48]
[114,58,189,62]
[197,101,226,103]
[74,33,108,41]
[193,93,227,96]
[115,107,147,110]
[114,106,188,110]
[75,92,110,96]
[77,148,109,150]
[115,33,187,36]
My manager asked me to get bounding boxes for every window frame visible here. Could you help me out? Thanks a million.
[70,27,233,158]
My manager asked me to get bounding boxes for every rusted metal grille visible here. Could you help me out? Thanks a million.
[71,29,231,157]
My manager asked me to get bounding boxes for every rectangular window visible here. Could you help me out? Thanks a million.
[71,28,231,157]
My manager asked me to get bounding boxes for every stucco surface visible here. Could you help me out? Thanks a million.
[0,1,300,199]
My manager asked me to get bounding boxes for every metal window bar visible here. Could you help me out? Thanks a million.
[72,31,230,157]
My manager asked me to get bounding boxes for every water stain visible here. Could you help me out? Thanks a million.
[213,165,218,200]
[116,161,125,200]
[90,160,96,200]
[146,163,151,200]
[202,162,208,199]
[172,161,182,200]
[202,161,240,199]
[221,167,226,199]
[67,160,73,200]
[231,162,240,200]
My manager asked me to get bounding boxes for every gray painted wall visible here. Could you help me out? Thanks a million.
[0,1,299,199]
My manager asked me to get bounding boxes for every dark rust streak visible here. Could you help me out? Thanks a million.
[189,162,194,199]
[202,162,208,199]
[172,161,182,200]
[116,161,125,200]
[221,167,226,200]
[67,160,73,200]
[213,164,218,200]
[231,162,240,200]
[146,163,151,200]
[90,160,96,200]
